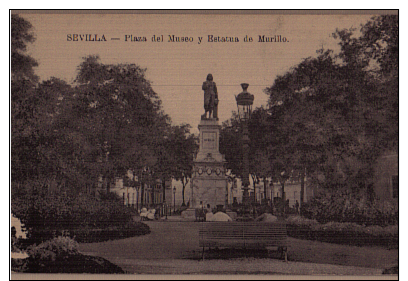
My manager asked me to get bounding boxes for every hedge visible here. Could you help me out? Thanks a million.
[301,192,398,226]
[286,215,398,248]
[11,191,146,244]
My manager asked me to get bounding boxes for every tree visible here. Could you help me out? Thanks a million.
[334,15,398,151]
[162,124,198,206]
[68,55,171,195]
[264,15,398,200]
[11,14,36,174]
[220,108,276,204]
[220,113,243,179]
[31,78,81,191]
[247,107,273,203]
[11,14,38,82]
[11,14,40,188]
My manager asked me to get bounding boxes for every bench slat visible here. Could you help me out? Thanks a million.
[199,222,288,249]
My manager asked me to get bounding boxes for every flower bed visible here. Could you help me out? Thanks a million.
[286,216,398,248]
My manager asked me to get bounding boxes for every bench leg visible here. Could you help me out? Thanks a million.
[201,246,205,261]
[283,247,288,262]
[277,246,288,262]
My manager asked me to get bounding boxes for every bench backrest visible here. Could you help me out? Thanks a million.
[199,222,287,248]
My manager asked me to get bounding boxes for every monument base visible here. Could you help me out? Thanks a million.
[190,118,228,210]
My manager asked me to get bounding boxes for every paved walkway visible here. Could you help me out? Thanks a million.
[78,219,390,275]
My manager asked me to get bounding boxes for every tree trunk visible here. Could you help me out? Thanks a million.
[281,182,285,201]
[140,182,145,207]
[263,177,268,204]
[106,176,111,194]
[151,182,155,207]
[182,184,185,206]
[181,177,189,206]
[281,181,286,214]
[251,174,257,204]
[162,177,166,203]
[181,179,186,206]
[300,167,305,207]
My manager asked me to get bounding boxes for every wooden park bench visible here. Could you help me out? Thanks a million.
[199,221,288,261]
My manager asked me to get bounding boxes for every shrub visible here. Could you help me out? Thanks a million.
[14,236,125,273]
[286,215,318,227]
[11,191,139,244]
[71,221,151,243]
[301,191,398,226]
[286,215,398,248]
[27,236,79,262]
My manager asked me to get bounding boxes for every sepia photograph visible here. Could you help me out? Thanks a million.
[10,10,398,278]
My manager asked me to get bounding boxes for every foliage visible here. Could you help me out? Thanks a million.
[65,55,172,192]
[11,14,38,82]
[27,236,79,261]
[70,221,151,243]
[11,14,198,208]
[286,215,318,226]
[11,14,40,185]
[220,108,277,185]
[13,236,125,273]
[11,191,140,244]
[301,190,398,226]
[286,215,398,248]
[220,112,243,178]
[161,124,198,205]
[260,15,397,201]
[11,16,177,196]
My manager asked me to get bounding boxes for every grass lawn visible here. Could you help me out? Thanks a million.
[79,221,397,271]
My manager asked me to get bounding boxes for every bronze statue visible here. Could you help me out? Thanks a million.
[202,74,219,120]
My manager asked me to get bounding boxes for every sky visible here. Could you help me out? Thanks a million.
[20,12,375,134]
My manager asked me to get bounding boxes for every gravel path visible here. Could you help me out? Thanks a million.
[104,257,383,275]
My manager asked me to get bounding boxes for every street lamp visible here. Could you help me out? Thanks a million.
[173,187,177,213]
[280,170,290,214]
[235,83,254,217]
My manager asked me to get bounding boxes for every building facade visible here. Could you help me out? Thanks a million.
[373,152,398,204]
[227,171,310,208]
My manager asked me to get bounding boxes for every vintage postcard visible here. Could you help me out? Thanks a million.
[10,10,398,279]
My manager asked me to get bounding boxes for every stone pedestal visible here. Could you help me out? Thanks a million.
[190,118,228,210]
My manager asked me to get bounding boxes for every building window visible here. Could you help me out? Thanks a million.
[392,175,398,198]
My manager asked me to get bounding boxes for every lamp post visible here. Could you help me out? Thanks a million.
[173,187,176,214]
[235,83,254,217]
[280,170,290,214]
